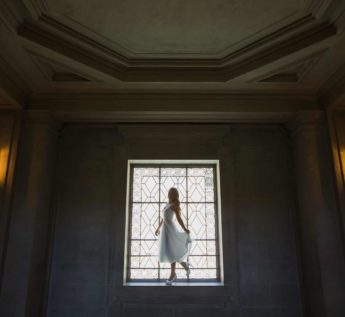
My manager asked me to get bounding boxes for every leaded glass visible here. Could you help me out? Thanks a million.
[127,164,220,281]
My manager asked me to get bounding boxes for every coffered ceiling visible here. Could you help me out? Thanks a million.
[0,0,345,111]
[45,0,310,57]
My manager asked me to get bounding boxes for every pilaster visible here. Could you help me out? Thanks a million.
[287,111,345,317]
[0,110,60,317]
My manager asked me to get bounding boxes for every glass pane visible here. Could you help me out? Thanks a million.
[190,269,217,279]
[133,168,159,202]
[160,167,187,202]
[130,269,158,279]
[128,165,219,281]
[188,203,206,239]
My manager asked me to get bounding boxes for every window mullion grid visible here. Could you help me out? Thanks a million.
[205,169,208,271]
[128,164,219,282]
[186,167,189,281]
[213,165,220,281]
[127,166,134,281]
[139,172,143,270]
[158,167,161,280]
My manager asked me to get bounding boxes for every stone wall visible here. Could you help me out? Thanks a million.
[1,116,345,317]
[46,124,302,317]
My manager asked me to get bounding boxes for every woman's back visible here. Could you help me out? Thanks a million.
[162,203,180,228]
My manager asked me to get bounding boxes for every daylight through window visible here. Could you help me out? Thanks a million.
[125,161,222,282]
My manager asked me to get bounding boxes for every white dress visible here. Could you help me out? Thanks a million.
[158,203,192,263]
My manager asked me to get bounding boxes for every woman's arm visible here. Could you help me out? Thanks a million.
[172,206,190,234]
[176,214,190,233]
[155,219,164,236]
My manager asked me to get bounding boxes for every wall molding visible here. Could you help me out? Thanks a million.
[28,91,321,115]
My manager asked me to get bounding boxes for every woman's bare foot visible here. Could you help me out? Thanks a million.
[166,273,177,285]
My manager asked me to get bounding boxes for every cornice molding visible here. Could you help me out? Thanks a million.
[253,48,327,83]
[17,15,337,82]
[25,91,324,124]
[26,50,96,82]
[13,86,330,124]
[253,49,326,83]
[28,91,321,113]
[54,110,295,124]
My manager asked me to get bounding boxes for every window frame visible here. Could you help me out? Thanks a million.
[123,159,224,286]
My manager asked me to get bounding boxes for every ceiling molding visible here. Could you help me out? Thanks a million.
[24,0,334,58]
[307,0,334,19]
[54,110,297,124]
[18,16,337,82]
[0,0,343,103]
[45,109,331,126]
[51,73,90,82]
[259,73,300,83]
[28,92,321,113]
[27,50,95,82]
[22,0,49,20]
[254,51,324,83]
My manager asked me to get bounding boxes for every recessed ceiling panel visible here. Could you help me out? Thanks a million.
[46,0,308,56]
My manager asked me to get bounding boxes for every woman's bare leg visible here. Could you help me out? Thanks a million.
[169,262,176,279]
[180,261,188,270]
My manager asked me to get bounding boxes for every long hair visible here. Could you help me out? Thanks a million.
[168,187,181,216]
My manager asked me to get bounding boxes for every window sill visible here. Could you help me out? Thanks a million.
[123,281,224,287]
[118,281,231,301]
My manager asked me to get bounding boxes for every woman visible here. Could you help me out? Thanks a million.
[155,187,192,285]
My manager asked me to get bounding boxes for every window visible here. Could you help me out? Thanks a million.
[124,160,223,284]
